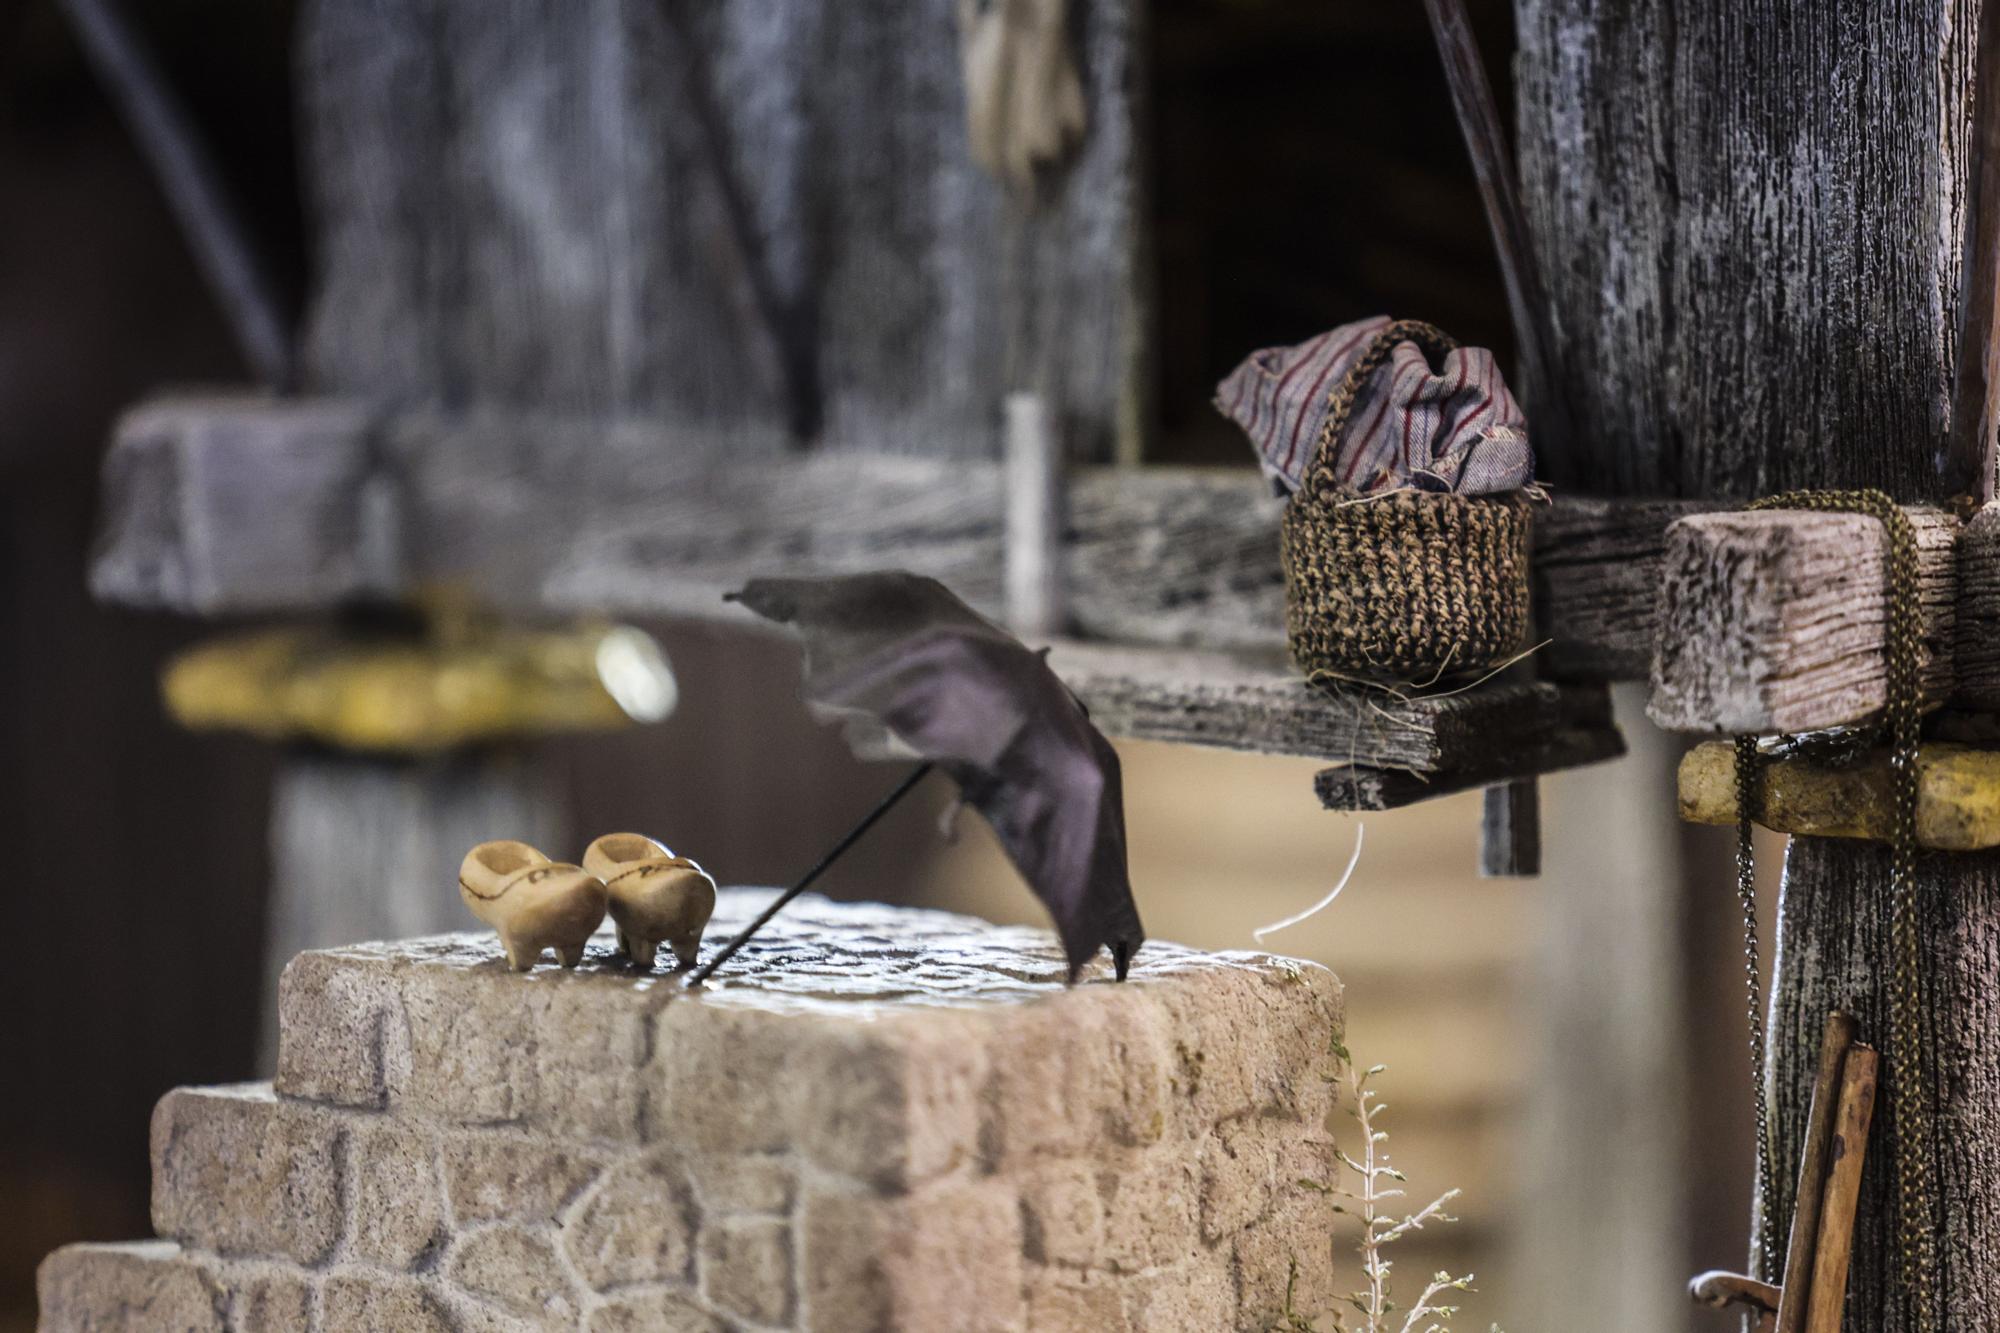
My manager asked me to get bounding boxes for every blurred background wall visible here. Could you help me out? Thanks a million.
[0,1,1765,1328]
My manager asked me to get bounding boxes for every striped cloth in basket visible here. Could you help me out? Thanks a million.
[1214,315,1532,497]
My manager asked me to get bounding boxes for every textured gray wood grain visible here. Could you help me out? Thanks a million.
[1312,681,1622,811]
[1043,640,1618,774]
[1517,0,1991,500]
[1647,508,1960,734]
[407,412,1294,648]
[1531,497,1717,682]
[1763,839,2000,1332]
[1955,502,2000,709]
[296,0,1142,461]
[297,0,450,402]
[93,395,1693,681]
[89,398,1291,647]
[1517,3,2000,1318]
[87,395,380,615]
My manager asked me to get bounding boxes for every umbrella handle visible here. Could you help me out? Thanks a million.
[686,762,938,985]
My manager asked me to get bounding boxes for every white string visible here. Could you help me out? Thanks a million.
[1252,822,1365,943]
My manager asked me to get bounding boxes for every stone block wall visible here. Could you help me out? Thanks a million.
[39,893,1341,1331]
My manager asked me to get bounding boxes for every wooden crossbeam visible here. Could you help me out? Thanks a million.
[89,396,1637,810]
[1530,496,1718,680]
[90,393,1714,684]
[1647,507,1960,735]
[1956,502,2000,710]
[89,396,1291,648]
[1313,682,1623,811]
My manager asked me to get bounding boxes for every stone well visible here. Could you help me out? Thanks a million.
[38,892,1342,1331]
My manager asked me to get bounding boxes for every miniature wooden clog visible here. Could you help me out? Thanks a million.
[581,833,717,970]
[457,840,609,971]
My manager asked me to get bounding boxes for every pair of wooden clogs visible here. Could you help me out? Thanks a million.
[457,834,716,972]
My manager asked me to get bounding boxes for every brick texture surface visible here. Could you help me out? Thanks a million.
[40,892,1341,1331]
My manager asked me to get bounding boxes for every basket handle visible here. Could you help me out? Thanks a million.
[1306,318,1460,495]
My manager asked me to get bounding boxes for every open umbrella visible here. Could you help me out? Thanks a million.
[687,571,1146,984]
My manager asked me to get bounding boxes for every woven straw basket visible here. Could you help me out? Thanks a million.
[1279,321,1531,683]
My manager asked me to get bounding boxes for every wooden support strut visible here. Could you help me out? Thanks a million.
[1777,1013,1861,1333]
[1479,778,1541,877]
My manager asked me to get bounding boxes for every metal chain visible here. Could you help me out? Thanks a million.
[1734,733,1778,1281]
[1738,489,1937,1331]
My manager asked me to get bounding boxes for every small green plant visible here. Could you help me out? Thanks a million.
[1277,1036,1496,1333]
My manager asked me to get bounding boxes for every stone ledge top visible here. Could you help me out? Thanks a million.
[303,889,1323,1017]
[275,891,1342,1152]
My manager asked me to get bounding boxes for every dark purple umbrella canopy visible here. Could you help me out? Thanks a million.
[729,572,1146,980]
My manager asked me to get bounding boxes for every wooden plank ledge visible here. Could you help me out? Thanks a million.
[1043,640,1623,784]
[1677,739,2000,849]
[1314,681,1625,810]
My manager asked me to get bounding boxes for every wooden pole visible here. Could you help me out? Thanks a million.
[1517,2,2000,1324]
[1005,392,1067,638]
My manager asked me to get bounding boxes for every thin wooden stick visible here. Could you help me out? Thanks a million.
[685,763,935,985]
[1775,1012,1861,1333]
[1804,1043,1880,1333]
[1419,0,1572,476]
[57,0,294,389]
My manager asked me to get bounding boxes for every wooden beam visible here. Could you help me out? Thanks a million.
[1677,740,2000,851]
[90,397,1290,648]
[1041,640,1622,778]
[1801,1044,1879,1333]
[92,394,1717,688]
[1954,502,2000,708]
[1776,1012,1861,1333]
[1520,0,2000,1321]
[1312,682,1624,810]
[1646,508,1959,735]
[1517,2,1990,505]
[297,0,1147,461]
[1532,496,1717,681]
[87,395,381,615]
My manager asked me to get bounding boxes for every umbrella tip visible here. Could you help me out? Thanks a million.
[1113,939,1132,982]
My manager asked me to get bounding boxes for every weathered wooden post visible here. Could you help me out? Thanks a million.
[1519,2,2000,1324]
